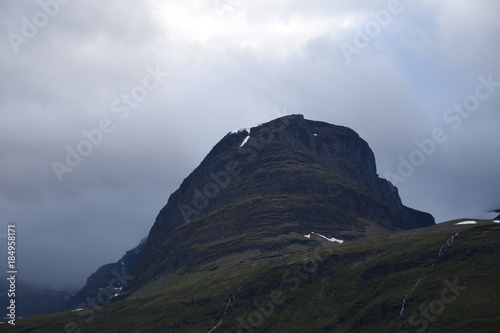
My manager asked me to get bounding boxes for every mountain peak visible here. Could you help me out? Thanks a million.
[131,116,434,288]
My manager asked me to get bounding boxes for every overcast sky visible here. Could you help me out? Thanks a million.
[1,0,499,288]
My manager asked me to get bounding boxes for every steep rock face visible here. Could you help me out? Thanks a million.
[132,115,434,287]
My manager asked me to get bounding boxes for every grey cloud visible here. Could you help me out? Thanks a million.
[0,0,499,288]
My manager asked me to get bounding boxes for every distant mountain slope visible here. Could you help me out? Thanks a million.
[131,115,434,289]
[489,209,500,220]
[65,238,146,310]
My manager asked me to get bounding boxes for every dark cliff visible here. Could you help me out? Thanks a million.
[131,115,434,288]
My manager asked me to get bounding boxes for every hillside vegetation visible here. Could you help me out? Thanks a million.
[5,222,499,332]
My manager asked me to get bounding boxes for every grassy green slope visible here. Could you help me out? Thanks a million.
[4,223,499,333]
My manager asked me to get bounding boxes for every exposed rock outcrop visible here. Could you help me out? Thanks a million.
[132,115,434,287]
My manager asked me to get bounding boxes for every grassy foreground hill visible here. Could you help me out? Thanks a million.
[4,221,499,332]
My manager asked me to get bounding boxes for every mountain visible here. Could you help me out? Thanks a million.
[65,237,147,310]
[131,115,434,289]
[5,115,500,333]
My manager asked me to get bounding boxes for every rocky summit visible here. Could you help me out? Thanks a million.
[131,115,434,288]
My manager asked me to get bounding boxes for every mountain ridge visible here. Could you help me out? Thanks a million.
[131,114,434,289]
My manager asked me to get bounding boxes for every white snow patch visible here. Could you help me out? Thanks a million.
[315,232,344,244]
[240,135,251,147]
[231,126,255,147]
[114,293,121,297]
[230,124,259,135]
[313,134,318,136]
[231,128,245,134]
[455,221,477,225]
[493,220,500,223]
[304,232,343,244]
[71,308,85,312]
